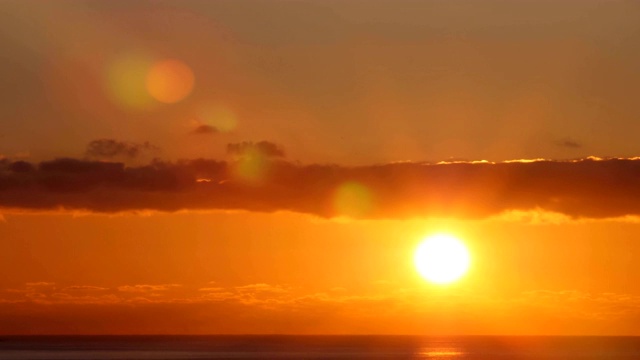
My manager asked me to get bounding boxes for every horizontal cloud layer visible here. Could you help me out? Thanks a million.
[2,282,639,335]
[85,139,158,160]
[0,157,639,219]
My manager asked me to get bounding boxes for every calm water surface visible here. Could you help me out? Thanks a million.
[0,336,639,360]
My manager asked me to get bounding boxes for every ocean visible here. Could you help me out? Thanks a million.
[0,336,639,360]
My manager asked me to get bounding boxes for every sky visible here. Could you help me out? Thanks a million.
[1,0,640,335]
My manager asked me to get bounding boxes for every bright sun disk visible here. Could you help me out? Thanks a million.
[415,234,470,284]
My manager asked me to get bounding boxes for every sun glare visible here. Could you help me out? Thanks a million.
[415,234,471,284]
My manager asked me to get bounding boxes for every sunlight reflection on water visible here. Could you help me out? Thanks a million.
[416,347,464,359]
[3,336,640,359]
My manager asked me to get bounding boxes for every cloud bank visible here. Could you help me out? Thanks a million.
[85,139,157,160]
[227,141,285,158]
[0,157,639,219]
[2,281,639,335]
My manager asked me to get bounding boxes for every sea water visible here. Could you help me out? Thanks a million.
[0,335,639,359]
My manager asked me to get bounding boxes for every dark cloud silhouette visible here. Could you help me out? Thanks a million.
[85,139,157,159]
[2,157,640,219]
[8,161,34,173]
[556,138,582,149]
[227,141,285,158]
[191,125,218,135]
[39,158,124,174]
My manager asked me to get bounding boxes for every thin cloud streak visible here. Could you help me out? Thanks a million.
[1,157,640,219]
[555,138,583,149]
[191,124,218,135]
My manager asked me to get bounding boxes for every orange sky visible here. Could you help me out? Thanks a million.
[2,211,640,335]
[1,0,640,335]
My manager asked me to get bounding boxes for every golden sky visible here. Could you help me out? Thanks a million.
[1,0,640,335]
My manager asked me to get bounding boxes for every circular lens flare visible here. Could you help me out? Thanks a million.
[197,103,237,132]
[231,148,270,185]
[333,182,373,218]
[146,59,195,104]
[105,54,155,110]
[415,234,470,284]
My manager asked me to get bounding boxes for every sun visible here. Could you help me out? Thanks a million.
[414,234,471,284]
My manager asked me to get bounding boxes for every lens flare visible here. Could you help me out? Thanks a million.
[197,103,238,132]
[333,182,373,218]
[231,148,270,185]
[146,59,195,104]
[105,54,155,110]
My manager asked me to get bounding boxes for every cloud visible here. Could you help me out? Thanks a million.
[25,282,55,288]
[117,284,181,293]
[48,293,120,305]
[518,290,640,321]
[2,282,640,334]
[3,157,640,219]
[63,286,109,292]
[199,291,238,302]
[39,158,124,173]
[227,141,285,158]
[198,287,226,292]
[8,161,35,173]
[235,283,290,294]
[85,139,157,160]
[191,124,218,135]
[555,138,582,149]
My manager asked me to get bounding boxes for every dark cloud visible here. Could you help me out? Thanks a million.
[1,157,640,219]
[8,161,34,173]
[191,125,218,135]
[555,138,582,149]
[227,141,285,158]
[85,139,157,160]
[39,158,124,174]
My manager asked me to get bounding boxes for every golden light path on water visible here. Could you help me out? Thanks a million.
[417,349,464,358]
